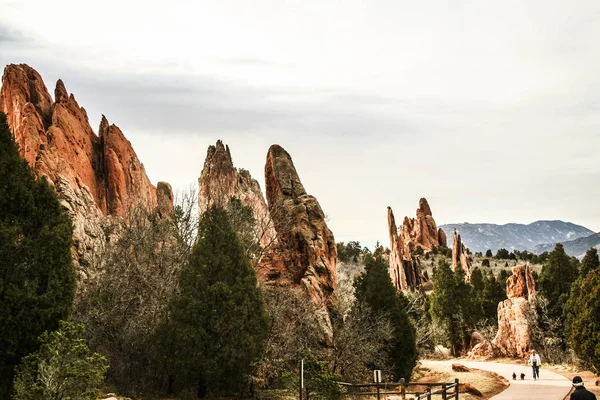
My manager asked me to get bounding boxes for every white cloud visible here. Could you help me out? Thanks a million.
[1,0,599,247]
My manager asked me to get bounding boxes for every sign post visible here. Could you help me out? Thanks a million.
[373,370,382,400]
[299,359,304,400]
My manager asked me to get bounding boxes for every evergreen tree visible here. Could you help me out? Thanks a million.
[538,243,579,319]
[168,206,268,395]
[565,256,600,373]
[0,113,75,396]
[485,249,493,258]
[470,267,484,293]
[12,321,108,400]
[429,261,478,355]
[353,255,417,381]
[495,248,510,259]
[579,248,600,277]
[481,272,505,322]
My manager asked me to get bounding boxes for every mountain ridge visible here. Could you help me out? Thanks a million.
[440,220,594,253]
[532,232,600,258]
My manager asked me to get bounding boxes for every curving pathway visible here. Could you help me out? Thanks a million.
[422,360,572,400]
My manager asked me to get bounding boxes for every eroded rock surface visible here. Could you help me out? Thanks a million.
[197,140,274,248]
[491,265,536,358]
[387,206,424,291]
[387,198,445,291]
[0,64,167,272]
[452,229,472,279]
[470,265,537,358]
[260,144,337,343]
[400,198,446,251]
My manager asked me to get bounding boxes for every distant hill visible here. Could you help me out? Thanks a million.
[439,221,594,253]
[532,232,600,258]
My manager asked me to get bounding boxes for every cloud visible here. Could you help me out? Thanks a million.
[0,24,23,44]
[43,67,419,140]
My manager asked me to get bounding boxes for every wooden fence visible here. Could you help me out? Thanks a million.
[338,378,460,400]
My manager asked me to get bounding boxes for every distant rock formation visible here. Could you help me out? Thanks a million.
[387,198,446,291]
[400,198,447,251]
[197,142,337,343]
[452,229,472,279]
[492,265,536,357]
[387,207,424,291]
[197,140,274,248]
[470,265,537,358]
[0,64,169,272]
[261,144,337,343]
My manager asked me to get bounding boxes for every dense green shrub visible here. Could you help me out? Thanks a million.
[12,321,108,400]
[0,112,75,396]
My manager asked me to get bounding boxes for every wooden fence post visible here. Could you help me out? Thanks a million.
[454,378,459,400]
[442,383,447,400]
[400,378,405,399]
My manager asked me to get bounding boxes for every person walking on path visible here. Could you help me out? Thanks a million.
[570,376,597,400]
[528,350,541,380]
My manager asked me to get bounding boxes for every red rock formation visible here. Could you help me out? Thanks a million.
[100,116,156,215]
[399,198,446,252]
[387,206,425,291]
[452,229,472,279]
[0,64,168,269]
[197,140,275,249]
[157,181,174,218]
[470,265,537,359]
[491,265,536,357]
[261,144,337,342]
[387,198,445,291]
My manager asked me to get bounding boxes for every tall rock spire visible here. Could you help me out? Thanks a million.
[197,140,275,249]
[261,144,337,344]
[0,63,170,270]
[452,229,472,279]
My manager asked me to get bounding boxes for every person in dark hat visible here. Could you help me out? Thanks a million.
[570,376,597,400]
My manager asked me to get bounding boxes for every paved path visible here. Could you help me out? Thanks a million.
[423,360,572,400]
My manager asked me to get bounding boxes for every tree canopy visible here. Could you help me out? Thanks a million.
[167,206,268,395]
[12,321,108,400]
[565,247,600,372]
[353,255,417,381]
[0,112,75,396]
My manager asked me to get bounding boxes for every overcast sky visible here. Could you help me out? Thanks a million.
[1,0,599,247]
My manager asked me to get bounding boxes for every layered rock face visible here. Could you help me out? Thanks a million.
[400,198,447,251]
[197,140,274,248]
[387,198,445,291]
[197,142,337,342]
[470,265,537,358]
[262,145,337,299]
[452,229,472,279]
[387,207,424,291]
[0,64,167,271]
[492,265,536,358]
[261,145,337,342]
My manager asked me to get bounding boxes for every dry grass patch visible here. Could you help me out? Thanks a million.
[411,364,508,400]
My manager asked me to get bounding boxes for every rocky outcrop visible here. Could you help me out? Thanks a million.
[99,116,156,215]
[197,140,274,248]
[387,206,425,291]
[0,64,168,270]
[452,229,471,279]
[260,144,337,343]
[399,198,447,252]
[387,198,445,291]
[157,182,174,218]
[492,265,536,358]
[470,265,537,358]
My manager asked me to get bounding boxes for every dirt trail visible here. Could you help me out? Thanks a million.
[422,360,572,399]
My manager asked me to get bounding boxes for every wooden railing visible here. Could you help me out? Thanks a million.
[338,378,460,400]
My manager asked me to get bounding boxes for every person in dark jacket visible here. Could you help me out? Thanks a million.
[570,376,597,400]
